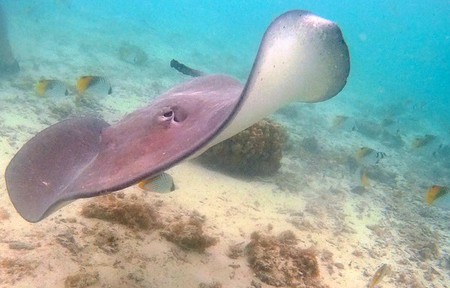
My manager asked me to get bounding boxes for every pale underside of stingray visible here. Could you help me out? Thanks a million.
[5,10,350,222]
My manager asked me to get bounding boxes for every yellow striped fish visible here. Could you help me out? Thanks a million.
[76,76,112,96]
[35,79,69,97]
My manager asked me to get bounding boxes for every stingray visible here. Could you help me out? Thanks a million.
[5,10,350,222]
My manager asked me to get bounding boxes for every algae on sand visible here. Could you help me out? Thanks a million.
[80,194,162,231]
[246,230,327,288]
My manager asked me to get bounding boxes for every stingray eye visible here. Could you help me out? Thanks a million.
[158,107,175,127]
[163,110,174,118]
[159,106,187,125]
[160,107,175,121]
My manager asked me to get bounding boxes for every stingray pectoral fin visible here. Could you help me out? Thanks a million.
[204,10,350,147]
[248,10,350,104]
[5,117,109,222]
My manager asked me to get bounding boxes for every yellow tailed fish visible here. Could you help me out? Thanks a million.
[76,76,112,96]
[35,79,69,97]
[138,173,175,193]
[367,263,391,288]
[426,185,449,205]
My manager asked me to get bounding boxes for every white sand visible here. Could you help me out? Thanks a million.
[1,138,448,287]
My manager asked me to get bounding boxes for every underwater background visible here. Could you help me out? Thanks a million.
[5,0,449,133]
[0,0,449,287]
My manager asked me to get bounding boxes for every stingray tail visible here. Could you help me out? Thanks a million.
[5,117,109,222]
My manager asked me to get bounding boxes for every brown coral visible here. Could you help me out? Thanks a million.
[199,119,287,176]
[246,231,325,288]
[80,194,161,231]
[161,211,218,252]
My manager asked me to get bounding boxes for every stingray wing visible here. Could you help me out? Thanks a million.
[5,76,243,222]
[5,117,109,222]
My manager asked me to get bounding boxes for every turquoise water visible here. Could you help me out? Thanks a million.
[1,1,449,287]
[5,0,449,128]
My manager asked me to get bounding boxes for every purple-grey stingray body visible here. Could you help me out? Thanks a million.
[5,10,350,222]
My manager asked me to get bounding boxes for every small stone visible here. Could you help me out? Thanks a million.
[9,241,34,250]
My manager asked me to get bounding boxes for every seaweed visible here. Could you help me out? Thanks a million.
[246,230,326,288]
[277,230,298,245]
[80,194,162,231]
[160,211,218,252]
[199,119,287,176]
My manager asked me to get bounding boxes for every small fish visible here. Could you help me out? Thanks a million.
[356,147,386,165]
[138,173,175,193]
[76,76,112,96]
[35,79,69,97]
[411,134,436,149]
[367,263,391,288]
[426,185,449,205]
